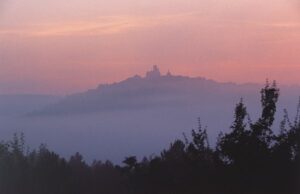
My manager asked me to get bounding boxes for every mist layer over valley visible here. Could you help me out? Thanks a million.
[0,66,299,163]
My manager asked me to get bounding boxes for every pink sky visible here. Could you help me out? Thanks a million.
[0,0,300,94]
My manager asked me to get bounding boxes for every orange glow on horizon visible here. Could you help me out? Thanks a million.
[0,0,300,94]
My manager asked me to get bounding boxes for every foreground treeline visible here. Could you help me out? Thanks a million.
[0,82,299,194]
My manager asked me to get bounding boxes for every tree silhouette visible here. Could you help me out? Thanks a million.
[217,99,249,165]
[252,80,279,142]
[123,156,137,170]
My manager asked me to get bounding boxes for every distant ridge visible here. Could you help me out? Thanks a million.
[28,66,300,117]
[26,66,249,116]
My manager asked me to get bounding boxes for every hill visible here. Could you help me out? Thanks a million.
[0,66,299,162]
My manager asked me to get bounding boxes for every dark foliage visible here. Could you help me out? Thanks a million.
[0,82,299,194]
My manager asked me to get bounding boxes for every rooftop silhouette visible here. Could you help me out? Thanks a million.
[146,65,161,78]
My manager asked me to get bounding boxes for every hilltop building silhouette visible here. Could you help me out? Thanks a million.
[146,65,161,78]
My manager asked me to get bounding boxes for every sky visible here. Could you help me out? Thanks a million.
[0,0,300,95]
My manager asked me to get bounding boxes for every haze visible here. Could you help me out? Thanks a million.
[0,0,300,94]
